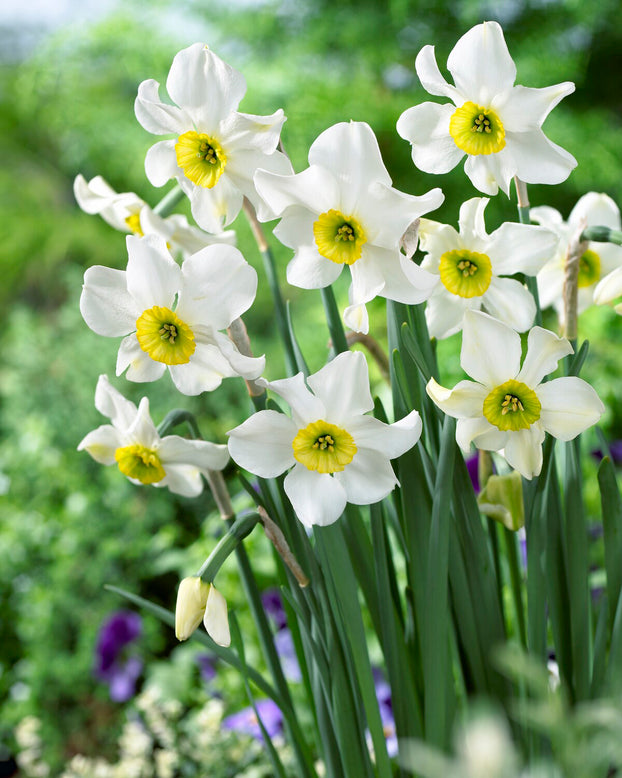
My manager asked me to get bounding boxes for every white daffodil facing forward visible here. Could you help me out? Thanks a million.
[74,174,236,258]
[78,375,229,497]
[397,21,576,196]
[531,192,622,319]
[228,350,422,527]
[426,311,604,479]
[175,577,230,646]
[254,121,444,334]
[418,197,556,338]
[80,234,265,395]
[135,43,292,233]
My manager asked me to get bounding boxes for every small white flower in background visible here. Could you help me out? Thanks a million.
[228,350,422,527]
[426,310,604,479]
[80,234,265,395]
[397,21,576,196]
[175,576,231,646]
[455,715,518,778]
[134,43,292,233]
[418,197,556,339]
[78,375,229,496]
[532,192,622,319]
[254,120,444,334]
[74,174,236,257]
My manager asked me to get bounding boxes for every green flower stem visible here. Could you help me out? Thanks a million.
[503,527,527,648]
[320,285,349,355]
[242,198,298,376]
[514,176,542,327]
[157,408,201,438]
[581,225,622,245]
[195,512,260,579]
[152,184,185,217]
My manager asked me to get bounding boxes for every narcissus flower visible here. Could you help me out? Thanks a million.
[532,193,622,319]
[78,375,229,496]
[74,174,235,257]
[418,197,556,338]
[254,121,444,333]
[80,234,264,395]
[397,21,576,196]
[135,43,291,233]
[228,350,422,527]
[175,577,230,646]
[426,311,604,479]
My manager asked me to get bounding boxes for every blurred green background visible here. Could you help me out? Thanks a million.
[2,0,622,771]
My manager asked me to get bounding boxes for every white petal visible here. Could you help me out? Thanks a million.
[127,397,159,449]
[458,197,489,243]
[415,44,461,100]
[307,351,374,420]
[263,372,325,428]
[160,464,204,497]
[189,175,244,232]
[271,206,316,250]
[419,220,460,263]
[494,82,575,132]
[537,377,604,441]
[227,148,293,222]
[487,222,557,276]
[204,585,231,647]
[502,426,545,480]
[346,410,422,458]
[80,266,138,337]
[426,377,488,418]
[362,246,438,304]
[460,310,521,386]
[125,234,180,311]
[213,332,266,380]
[507,129,577,186]
[594,266,622,306]
[228,410,297,478]
[517,327,573,387]
[77,424,123,465]
[448,21,516,105]
[134,79,192,135]
[254,165,338,218]
[166,339,234,396]
[116,335,167,383]
[483,278,536,332]
[159,436,229,471]
[536,257,565,310]
[463,151,515,196]
[343,302,369,334]
[176,245,257,330]
[569,191,621,231]
[284,465,347,527]
[286,245,343,290]
[94,374,138,430]
[176,577,209,641]
[144,140,180,187]
[223,109,287,154]
[425,290,470,339]
[335,448,398,504]
[397,102,464,174]
[530,205,565,230]
[456,417,507,452]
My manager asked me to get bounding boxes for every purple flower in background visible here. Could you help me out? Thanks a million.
[368,669,398,758]
[223,698,284,741]
[197,653,218,684]
[261,588,288,631]
[274,628,302,683]
[465,452,480,493]
[94,610,142,702]
[591,439,622,464]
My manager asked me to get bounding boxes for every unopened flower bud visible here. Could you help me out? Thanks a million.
[204,584,231,647]
[175,576,210,641]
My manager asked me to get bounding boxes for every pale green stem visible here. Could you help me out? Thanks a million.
[153,184,185,217]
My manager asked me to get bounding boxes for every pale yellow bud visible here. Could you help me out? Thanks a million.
[204,584,231,647]
[175,576,209,641]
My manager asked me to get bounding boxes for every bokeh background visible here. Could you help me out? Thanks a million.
[2,0,622,771]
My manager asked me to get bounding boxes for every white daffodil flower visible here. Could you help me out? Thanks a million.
[134,43,292,233]
[254,121,444,334]
[175,577,230,646]
[80,234,265,395]
[228,350,422,527]
[426,311,604,479]
[532,193,622,320]
[78,375,229,497]
[74,174,236,257]
[418,197,556,338]
[397,21,577,196]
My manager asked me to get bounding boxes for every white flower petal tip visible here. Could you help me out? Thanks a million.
[204,584,231,647]
[397,22,576,194]
[175,577,210,641]
[135,43,287,231]
[228,351,420,527]
[427,312,602,479]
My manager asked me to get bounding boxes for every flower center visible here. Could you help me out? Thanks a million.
[135,306,196,365]
[115,444,165,484]
[292,419,357,474]
[449,102,506,156]
[439,249,493,298]
[175,131,227,188]
[125,212,144,236]
[577,249,601,288]
[313,210,367,265]
[483,379,541,432]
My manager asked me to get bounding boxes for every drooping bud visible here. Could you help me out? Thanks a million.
[204,585,231,647]
[175,576,210,641]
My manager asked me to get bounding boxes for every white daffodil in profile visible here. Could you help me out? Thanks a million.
[228,350,422,527]
[175,577,230,646]
[80,234,264,395]
[134,43,292,233]
[532,192,622,320]
[74,174,235,257]
[397,21,577,196]
[254,121,444,334]
[78,375,229,497]
[426,311,604,479]
[418,197,556,338]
